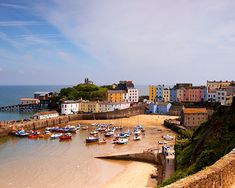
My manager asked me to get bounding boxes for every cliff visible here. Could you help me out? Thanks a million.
[160,98,235,187]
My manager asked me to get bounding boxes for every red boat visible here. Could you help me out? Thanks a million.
[59,133,72,141]
[28,134,38,139]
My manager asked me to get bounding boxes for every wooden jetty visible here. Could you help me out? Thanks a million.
[0,104,40,112]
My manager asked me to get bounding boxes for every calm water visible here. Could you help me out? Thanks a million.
[0,85,69,121]
[0,127,156,188]
[0,85,148,121]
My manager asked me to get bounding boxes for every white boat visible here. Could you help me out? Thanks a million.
[113,138,128,144]
[50,133,63,139]
[163,135,174,141]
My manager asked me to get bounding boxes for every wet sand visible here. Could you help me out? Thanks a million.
[74,114,178,188]
[0,114,177,188]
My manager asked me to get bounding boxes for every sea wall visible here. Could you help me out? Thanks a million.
[164,149,235,188]
[0,105,146,136]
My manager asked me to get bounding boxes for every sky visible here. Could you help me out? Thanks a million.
[0,0,235,86]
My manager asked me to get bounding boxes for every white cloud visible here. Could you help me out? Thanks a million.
[34,0,235,84]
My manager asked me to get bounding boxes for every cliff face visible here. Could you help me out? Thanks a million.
[160,98,235,187]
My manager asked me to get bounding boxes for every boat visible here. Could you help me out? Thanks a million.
[133,129,141,134]
[90,130,98,135]
[86,136,99,143]
[50,133,63,139]
[104,131,114,137]
[113,138,128,144]
[28,134,38,139]
[82,126,89,130]
[76,124,81,129]
[15,130,30,137]
[133,134,141,141]
[59,133,72,140]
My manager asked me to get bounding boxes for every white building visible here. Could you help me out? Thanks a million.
[19,98,40,105]
[126,88,139,103]
[61,100,80,115]
[207,91,217,103]
[108,102,130,111]
[34,111,59,120]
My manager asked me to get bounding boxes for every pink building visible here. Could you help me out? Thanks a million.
[177,86,207,102]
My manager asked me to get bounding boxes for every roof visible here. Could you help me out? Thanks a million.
[35,111,58,116]
[107,90,126,93]
[183,108,207,114]
[34,91,52,95]
[20,98,39,101]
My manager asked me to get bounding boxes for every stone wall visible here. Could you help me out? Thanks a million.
[164,149,235,188]
[0,105,146,137]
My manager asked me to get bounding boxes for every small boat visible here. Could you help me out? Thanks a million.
[133,129,141,134]
[59,133,72,140]
[113,138,128,144]
[82,126,89,130]
[28,134,38,139]
[50,133,63,139]
[90,130,98,135]
[76,124,81,129]
[133,134,141,141]
[104,131,114,137]
[15,130,30,137]
[86,136,99,143]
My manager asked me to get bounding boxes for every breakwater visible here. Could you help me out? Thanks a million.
[164,149,235,188]
[0,105,146,136]
[96,149,164,183]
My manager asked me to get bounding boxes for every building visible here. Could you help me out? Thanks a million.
[79,101,99,113]
[148,102,172,114]
[117,80,134,90]
[156,85,164,101]
[33,111,59,120]
[207,80,234,91]
[126,88,139,103]
[84,78,94,85]
[108,102,130,111]
[107,90,126,103]
[19,98,40,105]
[176,86,207,102]
[61,100,80,115]
[215,86,235,105]
[181,108,208,128]
[163,88,171,102]
[157,102,172,114]
[170,88,177,102]
[168,105,183,116]
[34,92,53,100]
[149,85,156,102]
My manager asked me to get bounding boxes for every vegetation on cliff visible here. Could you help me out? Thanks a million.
[58,84,110,101]
[159,99,235,187]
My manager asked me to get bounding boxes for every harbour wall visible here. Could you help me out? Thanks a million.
[0,105,146,136]
[96,150,168,183]
[164,149,235,188]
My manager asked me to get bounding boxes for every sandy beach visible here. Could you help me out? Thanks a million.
[72,114,178,188]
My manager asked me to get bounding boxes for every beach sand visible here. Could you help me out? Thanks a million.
[104,161,157,188]
[71,114,178,188]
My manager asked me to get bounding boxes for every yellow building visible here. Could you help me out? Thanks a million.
[79,101,99,113]
[163,88,171,102]
[107,90,126,103]
[149,85,156,102]
[207,80,233,91]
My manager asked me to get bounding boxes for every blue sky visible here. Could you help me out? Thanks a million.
[0,0,235,85]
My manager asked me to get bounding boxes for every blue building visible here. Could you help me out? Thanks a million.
[156,85,164,101]
[170,88,177,102]
[148,102,172,114]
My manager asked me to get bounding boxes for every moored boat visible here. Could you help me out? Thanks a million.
[50,133,63,139]
[86,136,99,143]
[59,133,72,140]
[15,130,30,137]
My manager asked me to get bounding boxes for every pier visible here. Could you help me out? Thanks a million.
[0,104,40,112]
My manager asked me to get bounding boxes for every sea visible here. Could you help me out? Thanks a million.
[0,85,148,121]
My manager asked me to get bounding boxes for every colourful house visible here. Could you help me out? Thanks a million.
[149,85,157,102]
[107,90,126,103]
[148,102,172,114]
